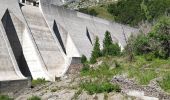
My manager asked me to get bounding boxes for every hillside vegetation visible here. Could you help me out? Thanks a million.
[77,0,170,27]
[80,16,170,95]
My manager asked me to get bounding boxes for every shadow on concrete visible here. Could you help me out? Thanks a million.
[86,28,93,45]
[1,9,32,79]
[53,20,66,54]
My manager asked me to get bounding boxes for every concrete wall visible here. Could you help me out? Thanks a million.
[40,0,139,59]
[0,0,138,86]
[0,78,31,93]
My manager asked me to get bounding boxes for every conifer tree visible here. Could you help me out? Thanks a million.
[90,37,101,64]
[103,31,121,56]
[103,31,113,55]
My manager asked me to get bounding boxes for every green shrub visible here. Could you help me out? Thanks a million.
[81,55,87,64]
[32,78,47,86]
[27,96,41,100]
[132,34,151,55]
[80,81,121,95]
[0,95,13,100]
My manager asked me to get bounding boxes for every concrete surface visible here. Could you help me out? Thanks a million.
[0,0,138,83]
[40,0,138,58]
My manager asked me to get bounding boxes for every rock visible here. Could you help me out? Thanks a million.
[78,91,93,100]
[108,93,125,100]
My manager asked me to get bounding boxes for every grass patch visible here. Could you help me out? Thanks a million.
[81,62,122,79]
[32,78,47,87]
[159,73,170,93]
[80,81,120,95]
[78,5,115,21]
[27,96,41,100]
[89,6,115,21]
[128,68,157,85]
[0,95,13,100]
[80,55,170,93]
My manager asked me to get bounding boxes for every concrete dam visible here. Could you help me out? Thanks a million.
[0,0,138,92]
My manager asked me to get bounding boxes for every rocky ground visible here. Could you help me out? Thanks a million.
[112,75,170,100]
[64,0,117,10]
[15,74,134,100]
[13,64,170,100]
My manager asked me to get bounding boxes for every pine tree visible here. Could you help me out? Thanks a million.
[103,31,121,56]
[103,31,113,56]
[90,37,101,64]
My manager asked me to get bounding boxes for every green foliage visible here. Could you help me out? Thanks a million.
[129,16,170,59]
[140,0,152,21]
[81,55,87,64]
[90,37,101,64]
[0,95,13,100]
[81,62,122,78]
[159,73,170,93]
[107,0,170,26]
[103,31,121,56]
[108,43,121,56]
[144,52,155,61]
[80,81,121,95]
[78,8,98,16]
[145,0,170,21]
[27,96,41,100]
[150,16,170,59]
[132,34,151,55]
[32,78,47,87]
[107,0,144,26]
[114,60,120,68]
[81,64,90,74]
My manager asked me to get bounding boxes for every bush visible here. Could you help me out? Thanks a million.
[0,95,13,100]
[32,78,47,86]
[81,55,87,64]
[80,81,121,95]
[27,96,41,100]
[132,34,151,55]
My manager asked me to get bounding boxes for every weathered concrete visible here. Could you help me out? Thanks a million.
[21,5,71,80]
[0,0,28,81]
[0,78,31,94]
[0,0,138,84]
[40,0,138,58]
